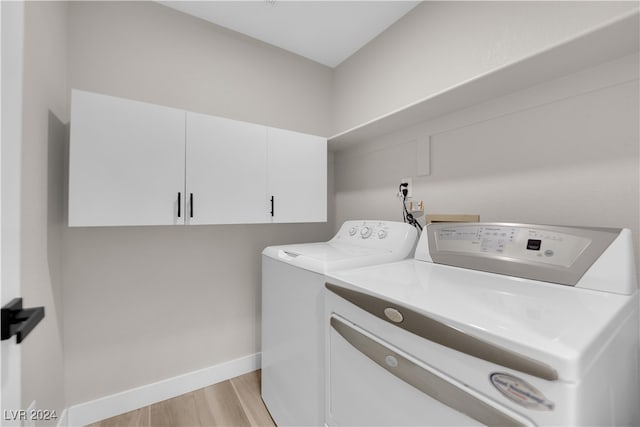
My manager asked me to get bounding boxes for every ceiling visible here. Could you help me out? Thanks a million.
[159,1,420,68]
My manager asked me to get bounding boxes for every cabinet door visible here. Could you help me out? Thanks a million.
[69,90,186,226]
[267,128,327,223]
[186,112,269,225]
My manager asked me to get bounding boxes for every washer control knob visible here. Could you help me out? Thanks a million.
[349,227,357,236]
[377,229,388,239]
[360,226,373,239]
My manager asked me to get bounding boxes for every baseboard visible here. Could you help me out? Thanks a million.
[56,409,67,427]
[66,352,261,427]
[24,400,36,427]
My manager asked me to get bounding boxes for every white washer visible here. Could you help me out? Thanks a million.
[261,220,418,427]
[325,222,639,427]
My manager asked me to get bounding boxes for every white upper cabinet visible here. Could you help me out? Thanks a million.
[69,90,186,227]
[186,112,269,225]
[267,128,327,223]
[69,90,327,226]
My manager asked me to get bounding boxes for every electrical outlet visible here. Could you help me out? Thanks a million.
[400,178,412,198]
[410,200,424,213]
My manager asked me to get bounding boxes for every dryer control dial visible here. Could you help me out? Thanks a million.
[377,229,388,239]
[349,227,357,236]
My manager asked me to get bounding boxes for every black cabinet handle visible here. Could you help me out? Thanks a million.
[1,298,45,344]
[270,196,274,217]
[177,192,181,218]
[190,193,193,218]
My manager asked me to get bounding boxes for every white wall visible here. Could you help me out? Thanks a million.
[334,54,639,270]
[68,1,331,136]
[63,1,334,406]
[332,1,639,135]
[20,1,68,422]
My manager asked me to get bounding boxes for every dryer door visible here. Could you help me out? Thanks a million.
[328,315,534,427]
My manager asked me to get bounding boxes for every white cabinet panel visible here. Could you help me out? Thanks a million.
[69,90,327,226]
[267,128,327,223]
[186,112,269,224]
[69,90,186,226]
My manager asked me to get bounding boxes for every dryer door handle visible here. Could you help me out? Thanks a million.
[331,316,533,427]
[326,282,558,381]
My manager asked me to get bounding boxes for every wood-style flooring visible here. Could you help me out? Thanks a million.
[87,370,276,427]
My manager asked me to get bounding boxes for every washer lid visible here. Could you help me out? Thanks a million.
[262,220,418,273]
[327,260,637,382]
[262,242,393,273]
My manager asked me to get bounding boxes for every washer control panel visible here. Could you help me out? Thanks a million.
[332,220,418,252]
[340,221,392,240]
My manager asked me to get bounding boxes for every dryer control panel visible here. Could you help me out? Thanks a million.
[434,225,592,268]
[418,223,621,287]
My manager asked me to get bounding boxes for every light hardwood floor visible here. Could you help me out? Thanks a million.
[87,370,276,427]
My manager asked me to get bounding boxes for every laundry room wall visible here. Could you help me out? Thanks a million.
[331,1,639,135]
[331,1,640,281]
[20,0,69,422]
[333,53,640,282]
[63,1,334,406]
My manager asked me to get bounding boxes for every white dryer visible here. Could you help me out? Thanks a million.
[261,220,418,427]
[325,222,639,427]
